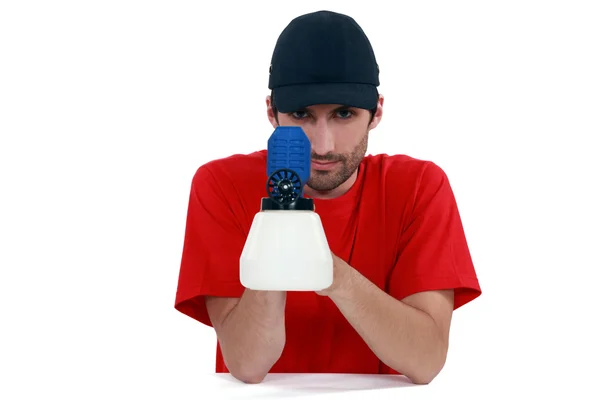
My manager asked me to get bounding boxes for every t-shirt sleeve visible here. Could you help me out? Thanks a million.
[388,161,481,310]
[174,165,247,326]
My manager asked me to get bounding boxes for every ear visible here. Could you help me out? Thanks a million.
[266,95,279,129]
[368,94,384,130]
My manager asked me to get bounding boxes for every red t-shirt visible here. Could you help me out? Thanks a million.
[174,150,481,374]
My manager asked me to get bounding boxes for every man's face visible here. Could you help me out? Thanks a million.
[268,101,382,195]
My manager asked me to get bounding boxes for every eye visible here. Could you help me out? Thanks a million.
[336,109,354,119]
[290,111,309,119]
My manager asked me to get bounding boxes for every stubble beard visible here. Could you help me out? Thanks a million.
[306,132,369,192]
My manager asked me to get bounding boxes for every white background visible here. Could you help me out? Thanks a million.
[1,0,599,399]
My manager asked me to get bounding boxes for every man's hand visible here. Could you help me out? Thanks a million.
[315,252,354,297]
[315,251,453,384]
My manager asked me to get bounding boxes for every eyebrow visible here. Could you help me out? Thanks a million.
[331,105,354,112]
[288,105,354,114]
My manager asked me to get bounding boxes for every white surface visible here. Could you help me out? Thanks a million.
[1,1,599,399]
[204,373,416,399]
[183,372,583,399]
[241,210,333,291]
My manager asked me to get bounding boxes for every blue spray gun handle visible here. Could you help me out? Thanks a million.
[267,126,311,191]
[263,126,313,210]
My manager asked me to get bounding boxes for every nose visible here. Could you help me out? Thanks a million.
[310,118,335,157]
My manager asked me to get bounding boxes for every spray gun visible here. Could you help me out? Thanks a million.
[240,126,334,291]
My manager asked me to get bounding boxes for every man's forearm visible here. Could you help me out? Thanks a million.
[328,267,447,384]
[219,290,286,383]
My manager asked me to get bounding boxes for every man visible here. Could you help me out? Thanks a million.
[174,10,481,385]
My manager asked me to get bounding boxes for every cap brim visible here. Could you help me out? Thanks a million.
[272,82,378,113]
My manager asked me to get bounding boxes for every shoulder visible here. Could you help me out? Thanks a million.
[191,150,267,191]
[194,150,267,180]
[187,150,268,228]
[362,153,449,195]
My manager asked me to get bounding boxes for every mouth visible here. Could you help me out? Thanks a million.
[311,160,340,171]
